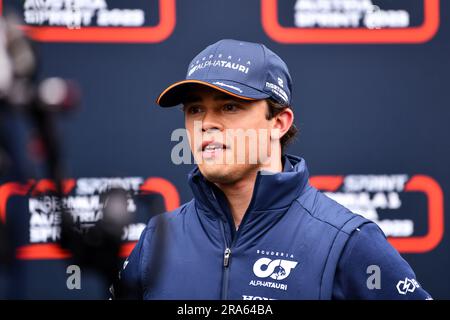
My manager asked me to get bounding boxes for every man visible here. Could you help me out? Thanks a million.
[112,39,431,300]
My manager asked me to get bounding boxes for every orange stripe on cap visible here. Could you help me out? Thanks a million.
[156,79,258,107]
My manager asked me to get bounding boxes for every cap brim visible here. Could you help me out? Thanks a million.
[156,79,270,107]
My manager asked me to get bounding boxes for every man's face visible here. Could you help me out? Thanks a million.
[183,85,276,185]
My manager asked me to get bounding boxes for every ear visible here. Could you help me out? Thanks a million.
[271,108,294,141]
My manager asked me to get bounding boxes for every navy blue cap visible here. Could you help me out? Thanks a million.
[156,39,292,107]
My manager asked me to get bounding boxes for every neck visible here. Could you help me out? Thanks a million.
[216,152,283,229]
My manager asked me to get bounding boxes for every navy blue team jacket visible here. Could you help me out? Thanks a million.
[113,155,431,300]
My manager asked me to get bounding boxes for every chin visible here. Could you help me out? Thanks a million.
[198,163,236,184]
[199,162,258,185]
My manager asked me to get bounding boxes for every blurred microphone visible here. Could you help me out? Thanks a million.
[61,187,133,284]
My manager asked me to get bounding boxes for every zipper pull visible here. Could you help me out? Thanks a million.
[223,248,231,267]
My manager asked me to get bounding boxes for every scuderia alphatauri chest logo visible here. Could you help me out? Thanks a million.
[249,250,298,291]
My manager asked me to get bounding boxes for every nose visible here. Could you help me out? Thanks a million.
[201,110,223,133]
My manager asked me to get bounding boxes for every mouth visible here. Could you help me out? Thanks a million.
[200,141,228,160]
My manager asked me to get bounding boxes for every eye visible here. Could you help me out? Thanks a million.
[223,104,239,112]
[184,105,203,115]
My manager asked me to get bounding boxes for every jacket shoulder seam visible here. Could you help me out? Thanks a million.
[293,197,360,236]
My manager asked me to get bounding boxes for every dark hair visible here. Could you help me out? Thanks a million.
[265,99,298,149]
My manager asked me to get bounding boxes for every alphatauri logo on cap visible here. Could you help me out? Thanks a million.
[188,54,252,77]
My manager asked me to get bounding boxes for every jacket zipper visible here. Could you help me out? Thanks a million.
[222,247,232,299]
[218,174,262,300]
[220,221,231,300]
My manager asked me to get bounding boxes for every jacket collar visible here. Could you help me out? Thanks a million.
[187,154,310,219]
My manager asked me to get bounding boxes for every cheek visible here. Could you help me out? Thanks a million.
[185,117,193,132]
[230,112,267,130]
[249,116,273,144]
[184,121,195,149]
[186,121,213,159]
[227,114,271,143]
